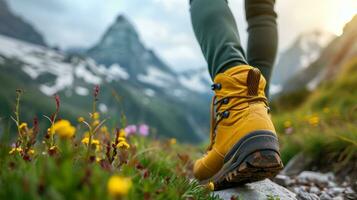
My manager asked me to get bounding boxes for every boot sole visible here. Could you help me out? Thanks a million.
[201,131,284,191]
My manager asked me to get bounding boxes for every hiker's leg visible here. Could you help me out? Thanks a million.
[190,0,248,79]
[245,0,278,96]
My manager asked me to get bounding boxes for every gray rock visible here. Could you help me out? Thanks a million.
[296,171,334,187]
[275,174,293,187]
[319,192,332,200]
[344,187,357,200]
[214,179,297,200]
[282,153,314,176]
[296,189,320,200]
[327,187,344,196]
[331,196,343,200]
[309,186,321,195]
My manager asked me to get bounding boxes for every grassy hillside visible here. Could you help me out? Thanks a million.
[273,58,357,174]
[0,85,217,200]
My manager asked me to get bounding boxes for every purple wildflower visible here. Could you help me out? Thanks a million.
[138,124,149,137]
[124,125,137,136]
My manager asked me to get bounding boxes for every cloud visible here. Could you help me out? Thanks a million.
[8,0,122,48]
[7,0,352,71]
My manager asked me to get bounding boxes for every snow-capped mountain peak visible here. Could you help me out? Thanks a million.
[0,35,128,96]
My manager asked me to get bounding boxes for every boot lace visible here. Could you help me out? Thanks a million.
[206,83,269,151]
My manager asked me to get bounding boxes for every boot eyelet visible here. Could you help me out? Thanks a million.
[211,83,222,91]
[222,111,230,118]
[267,107,271,114]
[223,98,229,104]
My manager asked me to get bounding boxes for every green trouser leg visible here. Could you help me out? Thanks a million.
[190,0,278,97]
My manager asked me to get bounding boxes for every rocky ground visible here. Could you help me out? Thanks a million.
[215,153,356,200]
[274,171,356,200]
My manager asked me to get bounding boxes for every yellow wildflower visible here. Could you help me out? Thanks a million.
[92,139,100,145]
[19,122,27,130]
[28,149,35,155]
[92,120,100,127]
[119,128,126,137]
[77,117,85,123]
[100,126,108,133]
[284,120,292,128]
[81,137,100,146]
[53,120,76,139]
[81,137,89,144]
[308,116,320,126]
[92,112,100,120]
[107,176,132,197]
[117,140,130,149]
[170,138,177,145]
[9,147,23,155]
[323,107,330,114]
[47,127,55,135]
[118,136,126,142]
[208,182,215,191]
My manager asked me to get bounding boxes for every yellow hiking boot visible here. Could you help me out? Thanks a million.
[193,65,283,190]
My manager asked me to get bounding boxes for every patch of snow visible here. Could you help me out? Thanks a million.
[39,73,74,96]
[137,66,174,87]
[0,35,111,95]
[144,88,155,97]
[270,84,282,96]
[96,64,107,74]
[178,75,207,93]
[300,50,320,69]
[75,63,102,85]
[22,64,41,79]
[106,63,130,81]
[297,31,335,70]
[99,103,108,113]
[0,35,76,95]
[75,86,89,96]
[307,69,326,91]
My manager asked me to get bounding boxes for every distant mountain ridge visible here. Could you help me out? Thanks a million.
[270,30,335,95]
[0,34,209,142]
[87,15,174,77]
[281,15,357,93]
[0,0,46,46]
[0,6,211,142]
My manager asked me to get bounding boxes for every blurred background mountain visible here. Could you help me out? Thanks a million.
[0,0,356,143]
[0,0,211,142]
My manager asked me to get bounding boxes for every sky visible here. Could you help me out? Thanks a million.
[7,0,357,71]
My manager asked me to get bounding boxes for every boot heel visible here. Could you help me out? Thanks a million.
[209,131,284,190]
[244,150,283,169]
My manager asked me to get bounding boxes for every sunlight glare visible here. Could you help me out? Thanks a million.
[325,0,357,36]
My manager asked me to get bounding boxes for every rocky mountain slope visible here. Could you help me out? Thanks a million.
[0,6,212,142]
[0,0,46,46]
[87,16,173,77]
[0,34,209,142]
[85,15,211,95]
[281,15,357,94]
[270,30,334,96]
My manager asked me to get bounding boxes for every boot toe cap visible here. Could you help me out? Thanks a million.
[193,148,224,181]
